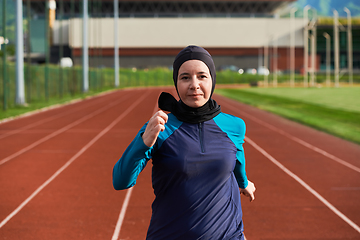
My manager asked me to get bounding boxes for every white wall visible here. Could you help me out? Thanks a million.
[65,17,306,48]
[53,20,70,45]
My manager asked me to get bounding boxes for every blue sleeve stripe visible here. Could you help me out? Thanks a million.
[156,113,183,149]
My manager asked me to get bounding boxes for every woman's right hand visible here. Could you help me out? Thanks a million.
[142,110,168,148]
[240,180,256,202]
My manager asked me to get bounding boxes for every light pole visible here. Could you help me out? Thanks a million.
[82,0,89,92]
[114,0,119,87]
[2,0,7,110]
[303,5,311,87]
[15,0,25,105]
[310,8,317,87]
[333,10,339,88]
[273,36,278,88]
[290,7,297,87]
[323,32,331,87]
[264,42,268,88]
[344,7,353,86]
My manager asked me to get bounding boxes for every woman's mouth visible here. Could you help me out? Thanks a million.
[188,93,203,97]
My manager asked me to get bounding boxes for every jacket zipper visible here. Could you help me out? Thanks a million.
[198,122,205,153]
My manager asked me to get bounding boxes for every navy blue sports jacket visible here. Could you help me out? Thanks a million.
[113,112,248,239]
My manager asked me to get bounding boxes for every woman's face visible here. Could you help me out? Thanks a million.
[176,60,212,108]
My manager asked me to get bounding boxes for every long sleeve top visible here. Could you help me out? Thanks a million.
[113,112,248,240]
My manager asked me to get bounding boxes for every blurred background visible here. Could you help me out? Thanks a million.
[0,0,359,114]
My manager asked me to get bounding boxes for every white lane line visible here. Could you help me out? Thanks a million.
[111,187,134,240]
[0,92,119,140]
[0,92,149,229]
[0,88,119,126]
[0,95,130,166]
[245,136,360,234]
[221,98,360,174]
[111,98,160,240]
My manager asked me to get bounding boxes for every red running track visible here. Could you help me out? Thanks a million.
[0,87,359,240]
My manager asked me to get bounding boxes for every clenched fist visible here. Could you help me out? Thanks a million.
[142,110,168,148]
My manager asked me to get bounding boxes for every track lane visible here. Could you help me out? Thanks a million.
[246,136,360,234]
[215,94,360,169]
[0,91,121,140]
[0,88,359,239]
[240,145,359,239]
[215,94,360,238]
[0,90,142,222]
[0,89,159,239]
[217,95,360,224]
[0,91,131,162]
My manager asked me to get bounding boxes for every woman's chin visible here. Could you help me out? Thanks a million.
[184,99,207,108]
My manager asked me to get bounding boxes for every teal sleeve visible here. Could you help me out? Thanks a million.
[112,123,154,190]
[233,144,248,189]
[214,113,248,189]
[232,118,248,189]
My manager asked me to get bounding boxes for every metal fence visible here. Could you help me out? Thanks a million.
[0,61,176,110]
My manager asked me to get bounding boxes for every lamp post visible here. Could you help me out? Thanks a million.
[310,8,317,87]
[82,0,89,92]
[333,10,339,88]
[15,0,25,105]
[264,42,268,88]
[303,5,311,87]
[344,7,353,86]
[2,0,7,110]
[273,36,278,88]
[323,32,331,87]
[290,7,297,87]
[114,0,119,87]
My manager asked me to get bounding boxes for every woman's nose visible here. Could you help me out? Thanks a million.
[189,77,200,89]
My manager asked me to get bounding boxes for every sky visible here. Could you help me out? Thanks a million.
[291,0,360,17]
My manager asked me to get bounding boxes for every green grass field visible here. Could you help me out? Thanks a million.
[238,87,360,113]
[215,87,360,145]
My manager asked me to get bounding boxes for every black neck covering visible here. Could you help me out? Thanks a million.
[158,92,221,124]
[158,46,221,124]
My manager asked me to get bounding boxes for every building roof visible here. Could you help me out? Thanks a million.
[27,0,295,17]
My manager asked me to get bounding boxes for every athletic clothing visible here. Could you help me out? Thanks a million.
[113,112,248,239]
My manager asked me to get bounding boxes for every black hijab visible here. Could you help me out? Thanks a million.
[158,45,221,124]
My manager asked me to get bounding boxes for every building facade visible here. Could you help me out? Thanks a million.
[29,0,360,73]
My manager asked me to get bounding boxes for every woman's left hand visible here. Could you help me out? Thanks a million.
[240,180,256,202]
